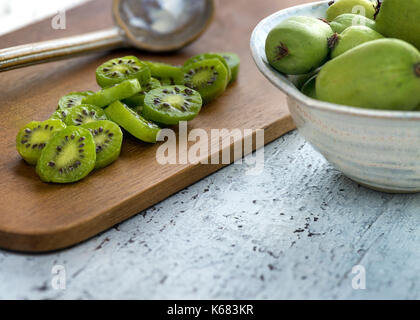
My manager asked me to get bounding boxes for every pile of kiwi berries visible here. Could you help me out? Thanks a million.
[265,0,420,111]
[16,52,240,184]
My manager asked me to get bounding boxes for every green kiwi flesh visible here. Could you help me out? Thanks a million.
[105,101,161,143]
[122,78,161,108]
[183,59,229,104]
[64,104,108,126]
[218,52,240,83]
[81,120,123,169]
[16,119,67,165]
[58,91,93,110]
[96,56,151,88]
[82,79,142,108]
[49,109,69,121]
[36,126,96,183]
[143,85,202,125]
[184,53,232,82]
[143,61,184,85]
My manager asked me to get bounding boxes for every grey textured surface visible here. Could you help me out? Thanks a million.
[1,130,420,300]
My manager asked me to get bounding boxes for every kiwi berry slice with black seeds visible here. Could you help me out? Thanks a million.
[218,52,240,83]
[143,85,202,125]
[64,104,108,126]
[96,56,151,88]
[184,53,232,82]
[144,61,184,85]
[58,91,94,110]
[183,58,229,104]
[36,126,96,183]
[16,119,67,165]
[82,79,142,108]
[105,101,161,143]
[81,120,123,169]
[122,77,161,108]
[49,109,69,121]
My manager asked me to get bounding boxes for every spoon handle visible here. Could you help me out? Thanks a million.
[0,27,126,72]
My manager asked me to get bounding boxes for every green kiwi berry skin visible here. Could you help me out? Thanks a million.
[81,120,123,169]
[16,119,67,165]
[143,86,203,125]
[326,0,376,21]
[96,56,151,88]
[36,126,96,183]
[265,16,334,75]
[183,58,229,104]
[82,79,142,108]
[122,78,161,108]
[301,75,317,100]
[64,104,108,126]
[316,39,420,111]
[143,61,184,86]
[184,53,232,83]
[218,52,240,83]
[105,101,161,144]
[330,26,384,59]
[330,13,377,33]
[375,0,420,51]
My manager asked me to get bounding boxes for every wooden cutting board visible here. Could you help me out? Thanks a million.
[0,0,300,252]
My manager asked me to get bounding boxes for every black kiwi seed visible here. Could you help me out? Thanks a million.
[57,146,62,152]
[99,127,103,133]
[48,161,55,167]
[79,137,85,142]
[79,143,85,148]
[184,88,193,95]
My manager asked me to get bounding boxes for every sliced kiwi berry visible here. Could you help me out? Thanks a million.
[16,119,67,165]
[49,109,69,121]
[81,120,123,169]
[82,79,142,108]
[122,77,161,108]
[218,52,240,83]
[58,91,93,110]
[144,61,184,86]
[96,56,151,88]
[184,53,232,82]
[143,86,202,125]
[105,101,161,143]
[64,104,108,126]
[183,58,229,104]
[36,126,96,183]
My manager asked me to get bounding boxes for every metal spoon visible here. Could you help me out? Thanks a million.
[0,0,215,72]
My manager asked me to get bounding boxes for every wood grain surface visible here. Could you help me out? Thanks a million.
[0,0,302,252]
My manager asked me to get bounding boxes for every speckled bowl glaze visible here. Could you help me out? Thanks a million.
[251,1,420,193]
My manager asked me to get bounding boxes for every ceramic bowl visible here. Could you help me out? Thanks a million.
[250,0,420,193]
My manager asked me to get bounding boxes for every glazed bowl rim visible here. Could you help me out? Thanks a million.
[250,0,420,121]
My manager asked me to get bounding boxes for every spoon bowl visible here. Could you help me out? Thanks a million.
[115,0,214,51]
